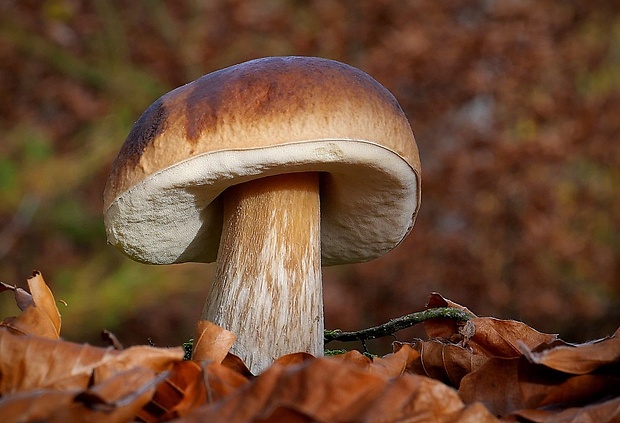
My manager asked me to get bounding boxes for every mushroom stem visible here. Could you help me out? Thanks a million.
[199,172,323,373]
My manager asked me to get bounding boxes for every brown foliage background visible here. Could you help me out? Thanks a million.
[0,0,618,351]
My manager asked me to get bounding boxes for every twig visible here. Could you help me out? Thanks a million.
[324,307,473,344]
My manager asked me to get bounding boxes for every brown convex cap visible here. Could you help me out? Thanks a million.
[104,56,421,266]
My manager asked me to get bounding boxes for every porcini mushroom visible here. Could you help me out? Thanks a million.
[103,56,420,373]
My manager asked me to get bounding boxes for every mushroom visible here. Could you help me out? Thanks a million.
[103,56,420,374]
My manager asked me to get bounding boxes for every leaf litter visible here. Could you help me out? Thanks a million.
[0,273,617,422]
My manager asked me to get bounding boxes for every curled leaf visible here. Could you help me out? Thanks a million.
[137,360,208,422]
[520,333,620,374]
[191,320,236,364]
[0,329,183,394]
[176,351,498,423]
[0,367,162,423]
[0,271,61,339]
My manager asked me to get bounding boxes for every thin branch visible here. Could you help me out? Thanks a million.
[324,307,473,344]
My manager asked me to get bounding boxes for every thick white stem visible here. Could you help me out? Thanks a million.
[201,173,323,374]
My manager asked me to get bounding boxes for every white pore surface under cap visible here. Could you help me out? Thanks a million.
[104,139,419,266]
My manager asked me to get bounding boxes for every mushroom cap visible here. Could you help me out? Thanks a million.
[104,56,420,266]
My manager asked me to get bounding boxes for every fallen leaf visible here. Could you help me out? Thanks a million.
[0,271,61,339]
[411,295,620,419]
[1,278,617,422]
[0,367,163,423]
[174,352,499,423]
[465,318,560,358]
[92,345,184,383]
[427,292,477,316]
[191,320,236,364]
[138,360,208,422]
[423,294,560,358]
[537,373,620,408]
[324,345,421,379]
[369,343,421,378]
[271,352,315,368]
[458,343,619,416]
[424,292,478,339]
[0,390,75,423]
[398,339,487,388]
[510,395,620,423]
[221,353,253,378]
[0,328,183,394]
[459,357,558,415]
[520,333,620,374]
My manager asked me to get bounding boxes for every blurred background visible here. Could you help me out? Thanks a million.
[0,0,618,354]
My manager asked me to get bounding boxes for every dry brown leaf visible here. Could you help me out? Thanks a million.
[221,353,254,378]
[0,367,162,423]
[56,366,163,423]
[323,345,420,379]
[509,395,620,423]
[459,357,555,415]
[138,360,208,422]
[139,334,253,422]
[1,277,614,423]
[268,345,419,380]
[0,272,187,422]
[459,354,619,416]
[423,294,560,358]
[424,292,478,339]
[398,339,487,388]
[0,328,183,394]
[537,373,620,409]
[521,331,620,374]
[345,373,498,423]
[0,390,75,423]
[370,343,421,378]
[451,402,501,423]
[174,352,499,423]
[427,292,478,316]
[408,295,562,393]
[203,363,249,404]
[413,340,460,384]
[465,318,560,358]
[0,330,110,393]
[271,352,315,368]
[331,348,373,368]
[0,271,61,339]
[138,359,250,423]
[411,294,620,419]
[191,320,236,364]
[24,271,61,334]
[202,361,251,400]
[92,345,184,384]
